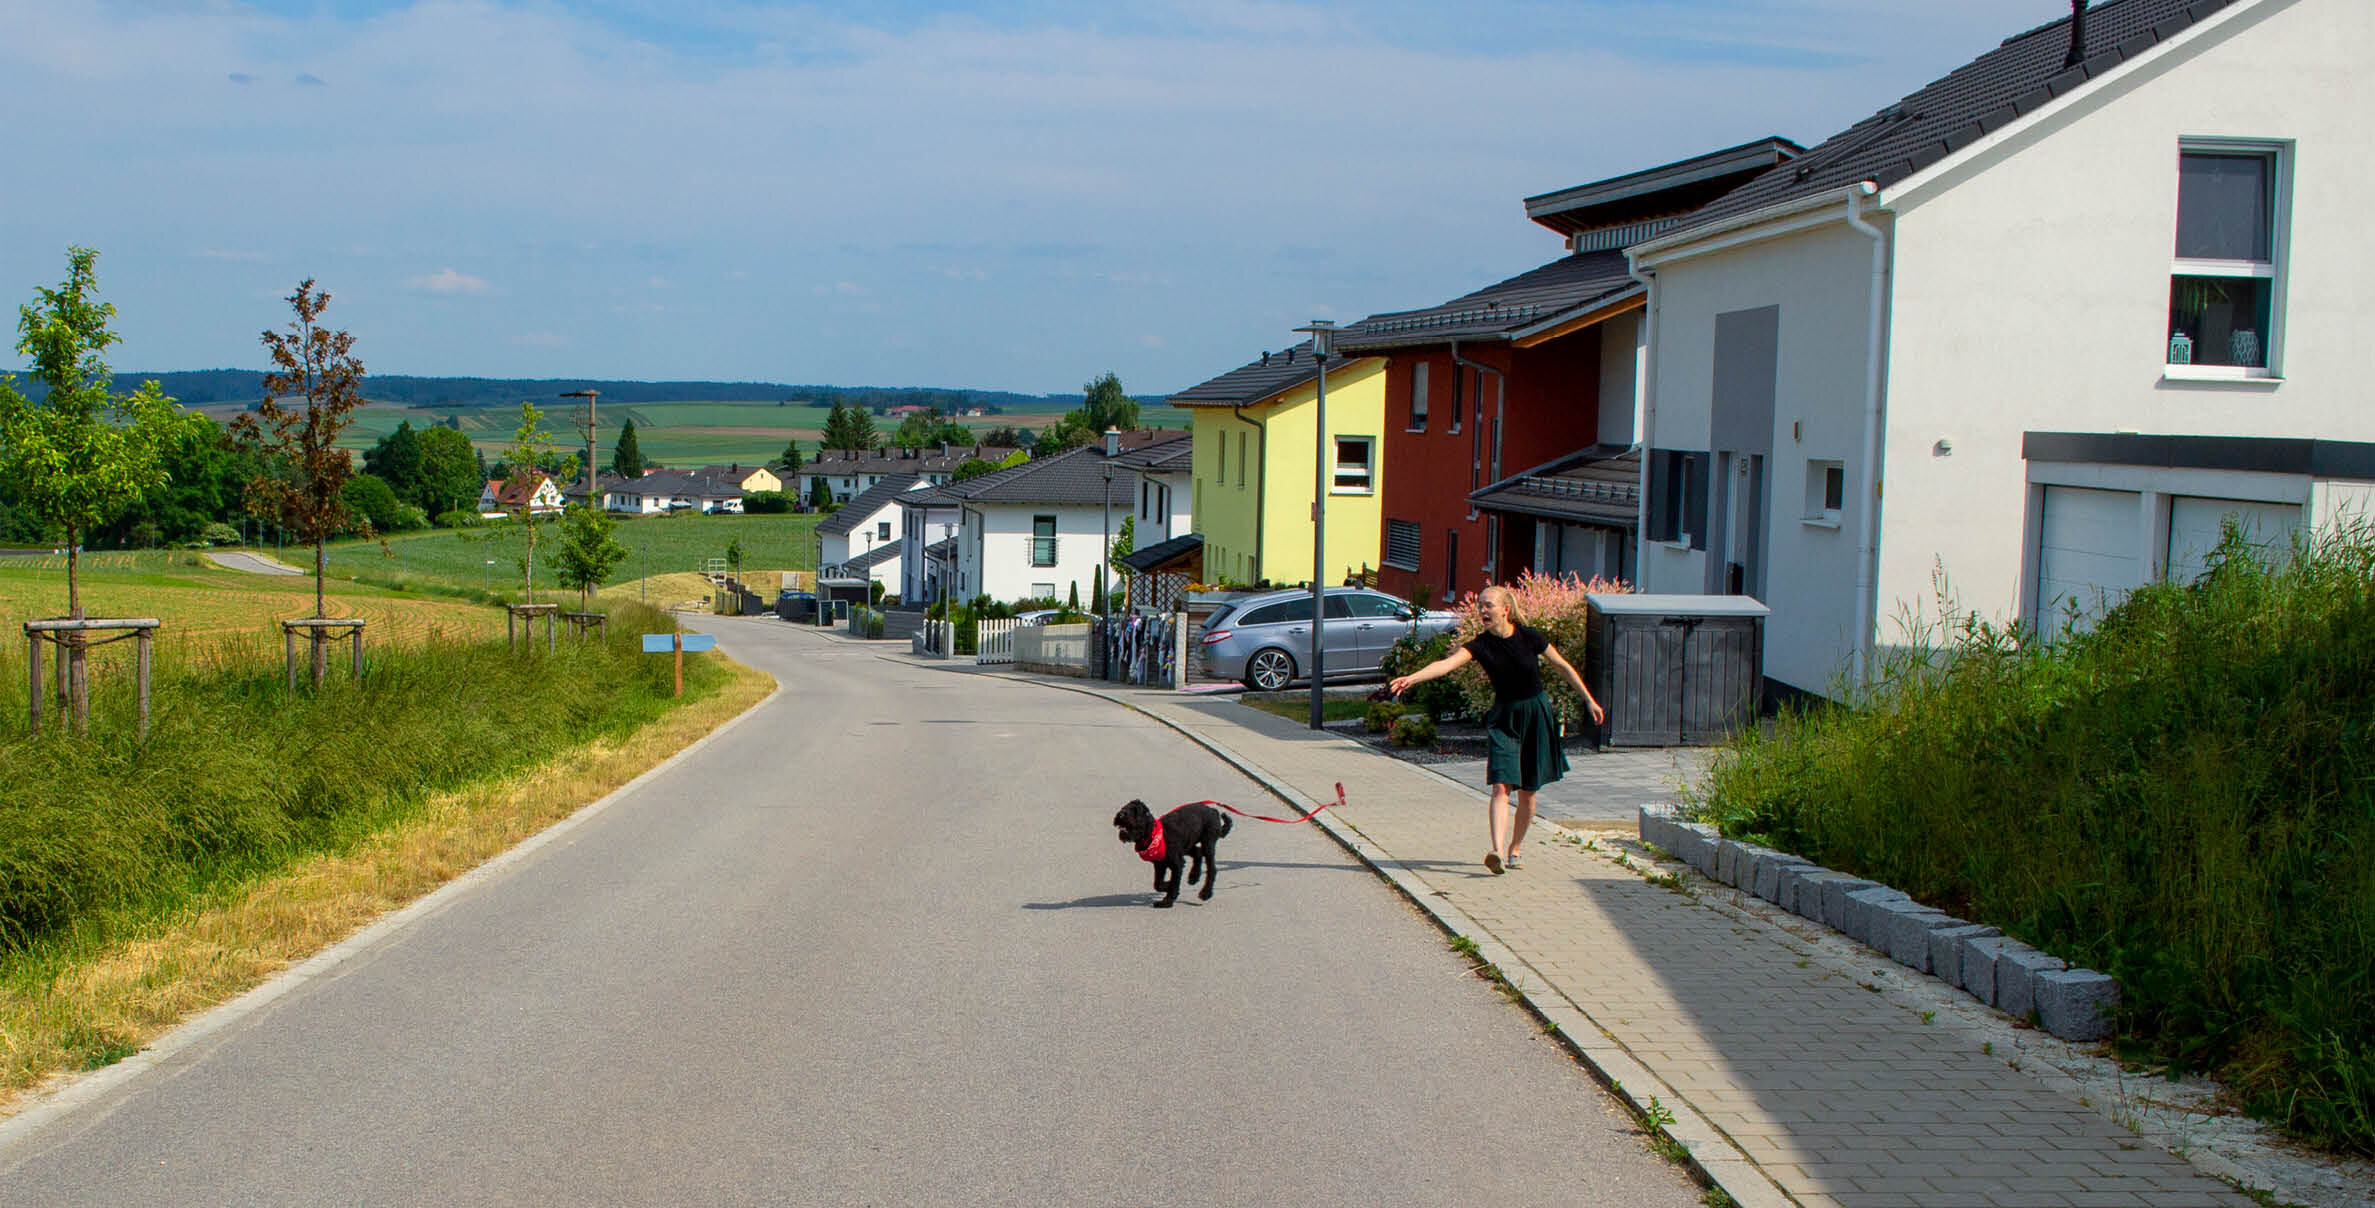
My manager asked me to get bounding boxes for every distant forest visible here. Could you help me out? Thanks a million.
[27,369,1083,413]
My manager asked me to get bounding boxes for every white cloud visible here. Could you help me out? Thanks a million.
[407,267,491,294]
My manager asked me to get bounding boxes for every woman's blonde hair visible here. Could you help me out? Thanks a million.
[1479,584,1522,624]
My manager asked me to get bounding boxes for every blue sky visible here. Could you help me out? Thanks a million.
[4,0,2073,395]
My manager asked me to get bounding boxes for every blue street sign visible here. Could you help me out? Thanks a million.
[641,633,673,653]
[680,633,717,653]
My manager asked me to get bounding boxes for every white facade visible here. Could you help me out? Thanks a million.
[1631,0,2374,694]
[897,499,963,605]
[1122,463,1194,546]
[956,503,1114,606]
[821,482,929,569]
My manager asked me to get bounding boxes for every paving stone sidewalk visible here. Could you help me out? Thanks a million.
[1064,679,2252,1208]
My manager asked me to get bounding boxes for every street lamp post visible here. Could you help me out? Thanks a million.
[1297,320,1336,730]
[1101,457,1113,619]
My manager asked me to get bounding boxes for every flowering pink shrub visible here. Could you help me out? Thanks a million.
[1441,569,1629,726]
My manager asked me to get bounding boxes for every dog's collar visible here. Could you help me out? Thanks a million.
[1137,821,1167,864]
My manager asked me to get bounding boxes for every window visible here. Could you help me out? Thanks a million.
[1408,362,1429,431]
[1448,367,1463,435]
[1140,482,1151,521]
[1331,436,1374,493]
[1804,460,1844,525]
[1216,431,1226,484]
[1031,515,1057,567]
[1384,519,1421,570]
[876,520,891,541]
[1236,432,1248,488]
[2168,145,2286,375]
[1647,449,1709,549]
[1344,592,1408,620]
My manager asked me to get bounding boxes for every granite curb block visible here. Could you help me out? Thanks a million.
[1638,805,2120,1042]
[1023,678,1793,1208]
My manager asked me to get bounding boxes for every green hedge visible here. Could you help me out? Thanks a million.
[1698,525,2375,1155]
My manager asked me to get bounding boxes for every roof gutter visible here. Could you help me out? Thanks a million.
[1628,184,1877,270]
[1842,181,1889,691]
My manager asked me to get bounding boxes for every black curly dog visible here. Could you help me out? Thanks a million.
[1113,800,1232,908]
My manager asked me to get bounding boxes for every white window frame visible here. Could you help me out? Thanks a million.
[1330,436,1375,495]
[1407,361,1429,431]
[2165,138,2291,382]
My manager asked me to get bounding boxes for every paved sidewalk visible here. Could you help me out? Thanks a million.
[1044,676,2252,1208]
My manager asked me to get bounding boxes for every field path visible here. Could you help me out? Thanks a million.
[203,552,305,575]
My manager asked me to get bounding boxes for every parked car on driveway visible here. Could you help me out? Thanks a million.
[1200,587,1459,690]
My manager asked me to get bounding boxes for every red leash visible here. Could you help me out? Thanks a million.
[1184,782,1345,824]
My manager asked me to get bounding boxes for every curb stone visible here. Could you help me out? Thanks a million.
[1635,805,2122,1043]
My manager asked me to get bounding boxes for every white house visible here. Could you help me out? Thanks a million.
[895,485,966,607]
[818,474,930,589]
[478,474,565,517]
[939,440,1149,606]
[1626,0,2373,698]
[1106,431,1195,547]
[795,444,1023,505]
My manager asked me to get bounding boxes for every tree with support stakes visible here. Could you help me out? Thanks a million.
[554,503,628,613]
[498,401,575,605]
[232,279,372,688]
[0,246,193,733]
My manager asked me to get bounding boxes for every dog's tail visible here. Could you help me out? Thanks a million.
[1219,813,1233,838]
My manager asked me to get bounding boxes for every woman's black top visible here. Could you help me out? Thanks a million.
[1463,623,1549,703]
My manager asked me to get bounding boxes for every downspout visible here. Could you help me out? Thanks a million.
[1449,340,1507,579]
[1624,258,1660,581]
[1843,181,1888,689]
[1229,402,1267,581]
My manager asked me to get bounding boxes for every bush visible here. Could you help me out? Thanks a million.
[742,490,794,514]
[1381,631,1464,720]
[1388,713,1436,748]
[198,522,240,547]
[1363,699,1408,734]
[433,509,484,529]
[1697,524,2375,1156]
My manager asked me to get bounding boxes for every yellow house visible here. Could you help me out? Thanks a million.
[702,463,783,494]
[1169,344,1387,589]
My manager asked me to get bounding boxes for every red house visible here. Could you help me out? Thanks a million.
[1337,138,1799,603]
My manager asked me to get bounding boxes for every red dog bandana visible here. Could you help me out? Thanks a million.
[1137,819,1168,863]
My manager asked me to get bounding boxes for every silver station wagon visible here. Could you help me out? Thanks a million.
[1199,587,1460,690]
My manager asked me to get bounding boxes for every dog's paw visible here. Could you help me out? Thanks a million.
[1198,888,1213,900]
[1151,898,1175,908]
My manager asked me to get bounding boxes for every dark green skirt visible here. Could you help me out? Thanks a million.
[1484,692,1568,792]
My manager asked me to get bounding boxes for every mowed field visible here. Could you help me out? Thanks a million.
[194,399,1193,469]
[322,512,825,596]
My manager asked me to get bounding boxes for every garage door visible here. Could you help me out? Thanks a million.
[2036,486,2140,633]
[2166,496,2301,584]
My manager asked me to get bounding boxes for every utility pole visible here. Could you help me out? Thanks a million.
[562,389,599,515]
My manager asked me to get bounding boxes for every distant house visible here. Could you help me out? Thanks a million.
[570,469,744,515]
[818,474,930,582]
[479,474,565,517]
[794,444,1024,505]
[1624,0,2375,695]
[700,463,782,495]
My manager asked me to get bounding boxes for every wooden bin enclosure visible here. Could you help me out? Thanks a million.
[1583,593,1768,747]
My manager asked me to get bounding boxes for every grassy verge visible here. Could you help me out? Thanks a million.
[1695,526,2375,1156]
[1239,697,1370,724]
[0,600,772,1109]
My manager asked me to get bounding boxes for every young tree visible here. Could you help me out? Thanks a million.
[0,247,193,619]
[498,401,575,603]
[725,536,744,580]
[807,476,833,510]
[777,439,803,474]
[232,279,369,619]
[610,417,645,479]
[554,503,629,611]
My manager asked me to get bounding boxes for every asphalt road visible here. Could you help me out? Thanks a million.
[0,615,1702,1206]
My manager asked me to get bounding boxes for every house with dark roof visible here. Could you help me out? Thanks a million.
[927,431,1185,606]
[817,474,929,589]
[1336,137,1800,603]
[793,444,1023,506]
[478,473,565,517]
[1169,344,1387,589]
[1626,0,2370,697]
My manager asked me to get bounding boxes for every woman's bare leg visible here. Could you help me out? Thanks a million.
[1509,789,1538,863]
[1486,783,1512,870]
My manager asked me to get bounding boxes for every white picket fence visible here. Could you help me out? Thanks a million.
[975,617,1019,664]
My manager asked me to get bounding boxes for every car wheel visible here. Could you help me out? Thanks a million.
[1245,648,1295,692]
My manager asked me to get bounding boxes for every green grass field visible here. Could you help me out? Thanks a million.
[323,512,823,597]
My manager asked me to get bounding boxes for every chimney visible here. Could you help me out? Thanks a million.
[2064,0,2088,68]
[939,441,950,459]
[1103,428,1121,457]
